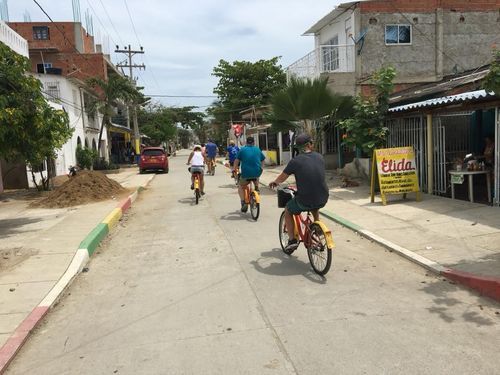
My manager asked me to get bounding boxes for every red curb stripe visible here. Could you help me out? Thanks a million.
[442,269,500,302]
[119,197,132,212]
[0,306,49,373]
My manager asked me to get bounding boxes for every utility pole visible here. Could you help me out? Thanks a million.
[115,45,145,157]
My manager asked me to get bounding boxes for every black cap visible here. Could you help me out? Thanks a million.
[246,136,255,144]
[295,133,312,146]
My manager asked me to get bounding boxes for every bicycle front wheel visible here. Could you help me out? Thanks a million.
[307,223,332,275]
[278,211,295,255]
[250,192,260,221]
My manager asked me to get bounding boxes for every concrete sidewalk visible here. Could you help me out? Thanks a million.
[254,163,500,303]
[0,167,154,371]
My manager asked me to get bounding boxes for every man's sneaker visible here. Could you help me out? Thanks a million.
[201,191,206,196]
[241,203,248,213]
[284,239,299,252]
[190,184,194,190]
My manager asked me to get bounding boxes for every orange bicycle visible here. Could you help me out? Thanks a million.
[240,175,260,221]
[277,187,334,276]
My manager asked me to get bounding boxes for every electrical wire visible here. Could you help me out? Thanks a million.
[122,0,162,91]
[31,0,112,81]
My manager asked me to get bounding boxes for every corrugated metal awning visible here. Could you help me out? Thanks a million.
[389,90,496,113]
[109,123,132,134]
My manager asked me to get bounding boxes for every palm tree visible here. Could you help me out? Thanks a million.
[268,77,354,139]
[87,74,144,155]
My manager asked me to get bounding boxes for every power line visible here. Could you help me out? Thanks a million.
[85,0,122,50]
[122,0,161,91]
[31,0,110,81]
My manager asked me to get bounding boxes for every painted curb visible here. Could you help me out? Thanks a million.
[79,223,109,256]
[102,208,123,230]
[0,307,49,372]
[119,197,132,212]
[0,173,156,374]
[442,269,500,302]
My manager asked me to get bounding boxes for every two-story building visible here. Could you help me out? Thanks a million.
[288,0,499,169]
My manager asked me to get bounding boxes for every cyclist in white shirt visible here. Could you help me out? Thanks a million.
[187,145,206,195]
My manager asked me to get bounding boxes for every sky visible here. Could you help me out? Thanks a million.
[7,0,342,110]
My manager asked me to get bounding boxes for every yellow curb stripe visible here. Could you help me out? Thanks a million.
[102,208,122,229]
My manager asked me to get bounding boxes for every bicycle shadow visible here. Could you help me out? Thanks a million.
[220,210,257,222]
[177,197,200,206]
[250,248,327,284]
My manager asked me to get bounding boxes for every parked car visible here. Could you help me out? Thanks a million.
[139,147,169,174]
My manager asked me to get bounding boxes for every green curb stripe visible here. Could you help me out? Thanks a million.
[319,209,363,232]
[79,223,109,256]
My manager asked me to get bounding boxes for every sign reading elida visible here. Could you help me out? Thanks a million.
[370,146,421,205]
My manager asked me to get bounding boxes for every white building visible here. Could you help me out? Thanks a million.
[29,73,107,186]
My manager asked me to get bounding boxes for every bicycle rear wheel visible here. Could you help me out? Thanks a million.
[307,223,332,275]
[195,189,200,204]
[278,211,295,255]
[249,192,260,221]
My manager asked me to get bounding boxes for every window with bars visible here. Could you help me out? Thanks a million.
[44,81,60,100]
[33,26,49,40]
[385,25,411,45]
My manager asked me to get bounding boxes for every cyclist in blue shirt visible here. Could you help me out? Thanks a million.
[205,139,218,174]
[226,140,239,177]
[233,136,265,212]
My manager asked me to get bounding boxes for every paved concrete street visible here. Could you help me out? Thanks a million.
[6,153,500,375]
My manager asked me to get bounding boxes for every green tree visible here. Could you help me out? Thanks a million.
[177,128,193,149]
[484,49,500,96]
[268,77,354,139]
[339,66,396,155]
[211,57,286,121]
[87,74,144,154]
[0,42,73,190]
[138,104,177,145]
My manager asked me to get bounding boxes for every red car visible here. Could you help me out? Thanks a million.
[139,147,169,174]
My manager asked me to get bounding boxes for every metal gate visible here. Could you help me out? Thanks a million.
[495,107,500,206]
[386,116,427,191]
[433,117,447,195]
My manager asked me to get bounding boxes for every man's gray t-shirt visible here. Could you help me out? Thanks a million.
[283,151,329,208]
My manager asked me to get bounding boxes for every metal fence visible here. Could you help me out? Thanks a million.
[434,112,473,195]
[386,116,427,192]
[495,107,500,206]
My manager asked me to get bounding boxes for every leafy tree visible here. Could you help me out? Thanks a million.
[339,66,396,155]
[177,128,193,149]
[484,49,500,96]
[87,74,145,154]
[268,77,354,140]
[138,104,177,146]
[211,57,286,121]
[0,42,72,190]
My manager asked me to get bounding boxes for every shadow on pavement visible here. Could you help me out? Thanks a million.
[446,253,500,278]
[0,217,43,237]
[250,248,327,284]
[220,210,257,222]
[177,197,198,206]
[419,279,497,326]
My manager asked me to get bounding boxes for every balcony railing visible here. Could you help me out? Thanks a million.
[287,44,355,81]
[0,21,29,57]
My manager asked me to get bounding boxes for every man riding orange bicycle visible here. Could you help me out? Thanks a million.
[269,134,329,252]
[233,136,265,213]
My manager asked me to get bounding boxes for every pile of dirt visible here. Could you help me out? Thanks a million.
[32,171,125,208]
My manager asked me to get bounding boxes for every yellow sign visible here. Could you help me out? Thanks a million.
[370,146,421,205]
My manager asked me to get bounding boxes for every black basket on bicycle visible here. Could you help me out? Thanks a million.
[277,187,294,208]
